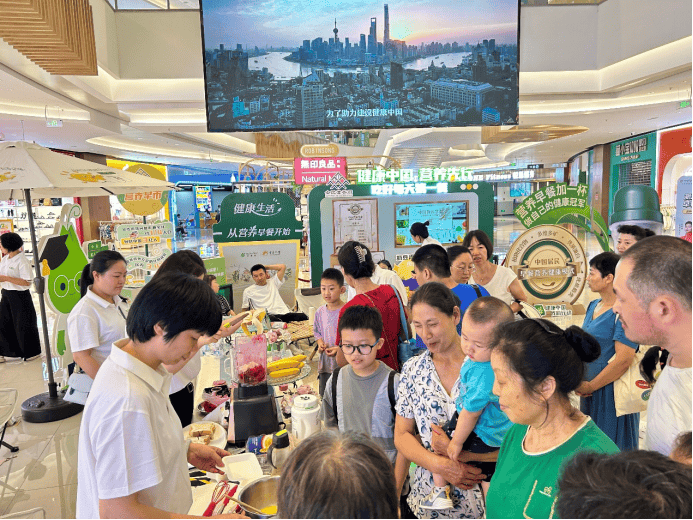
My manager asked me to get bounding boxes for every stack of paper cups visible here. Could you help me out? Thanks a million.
[308,306,316,325]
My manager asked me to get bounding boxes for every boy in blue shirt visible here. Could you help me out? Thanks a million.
[421,297,515,510]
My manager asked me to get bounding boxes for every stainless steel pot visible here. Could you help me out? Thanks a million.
[238,475,280,518]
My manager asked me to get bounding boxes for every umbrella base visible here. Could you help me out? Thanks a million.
[21,392,83,423]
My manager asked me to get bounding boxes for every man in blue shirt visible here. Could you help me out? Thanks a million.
[411,245,489,350]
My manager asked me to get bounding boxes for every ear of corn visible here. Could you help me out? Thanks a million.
[268,368,300,379]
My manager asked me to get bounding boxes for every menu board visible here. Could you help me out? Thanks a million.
[333,198,379,252]
[395,201,468,247]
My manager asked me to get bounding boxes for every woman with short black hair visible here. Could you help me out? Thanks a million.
[576,252,640,451]
[0,232,41,362]
[76,272,243,519]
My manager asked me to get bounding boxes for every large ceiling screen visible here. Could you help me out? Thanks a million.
[200,0,519,132]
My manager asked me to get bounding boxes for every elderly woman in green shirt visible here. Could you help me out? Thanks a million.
[486,319,619,519]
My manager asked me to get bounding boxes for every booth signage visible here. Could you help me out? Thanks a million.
[112,163,169,216]
[514,182,610,252]
[294,157,346,185]
[356,167,474,184]
[122,248,172,272]
[370,182,450,196]
[115,221,174,247]
[82,240,109,260]
[300,143,339,157]
[506,225,586,304]
[203,257,227,285]
[213,193,303,243]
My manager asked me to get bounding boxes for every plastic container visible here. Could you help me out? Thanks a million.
[291,394,321,441]
[222,452,264,485]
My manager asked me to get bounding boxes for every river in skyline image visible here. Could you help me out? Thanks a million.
[246,51,472,80]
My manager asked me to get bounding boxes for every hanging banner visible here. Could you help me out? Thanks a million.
[514,182,610,252]
[213,193,303,243]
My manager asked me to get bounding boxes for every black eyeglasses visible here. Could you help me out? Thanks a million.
[339,341,379,355]
[533,319,562,335]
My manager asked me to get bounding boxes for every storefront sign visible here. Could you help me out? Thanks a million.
[514,182,610,252]
[300,143,339,157]
[294,157,346,185]
[614,137,647,157]
[213,193,302,243]
[506,225,586,305]
[477,170,535,182]
[115,221,174,247]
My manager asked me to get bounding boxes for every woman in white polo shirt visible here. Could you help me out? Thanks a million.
[68,251,128,379]
[0,232,41,362]
[76,272,243,518]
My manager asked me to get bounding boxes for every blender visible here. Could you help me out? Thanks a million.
[229,333,280,443]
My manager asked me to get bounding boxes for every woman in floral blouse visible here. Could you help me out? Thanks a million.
[395,282,486,519]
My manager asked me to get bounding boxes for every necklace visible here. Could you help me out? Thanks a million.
[474,265,494,285]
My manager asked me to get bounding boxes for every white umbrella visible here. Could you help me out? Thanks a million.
[0,141,174,199]
[0,141,175,422]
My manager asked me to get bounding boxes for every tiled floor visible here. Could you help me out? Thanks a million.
[0,358,79,518]
[0,217,622,518]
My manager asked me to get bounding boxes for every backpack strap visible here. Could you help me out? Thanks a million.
[471,284,483,298]
[387,370,397,420]
[331,366,341,427]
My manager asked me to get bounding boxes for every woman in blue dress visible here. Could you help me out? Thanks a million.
[576,252,640,450]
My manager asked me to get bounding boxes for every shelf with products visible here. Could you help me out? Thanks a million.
[0,198,74,259]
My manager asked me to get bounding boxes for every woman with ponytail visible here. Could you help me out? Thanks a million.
[485,319,620,519]
[410,221,442,247]
[67,250,128,379]
[335,241,406,371]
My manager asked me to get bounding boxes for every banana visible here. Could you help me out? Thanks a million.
[240,309,267,336]
[268,368,300,379]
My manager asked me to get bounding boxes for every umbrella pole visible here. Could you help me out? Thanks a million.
[20,189,83,423]
[25,190,57,397]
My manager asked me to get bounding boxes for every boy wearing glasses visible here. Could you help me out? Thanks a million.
[322,305,410,506]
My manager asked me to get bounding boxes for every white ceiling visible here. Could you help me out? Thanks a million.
[0,1,690,171]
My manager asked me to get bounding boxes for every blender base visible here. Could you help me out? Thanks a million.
[232,386,280,443]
